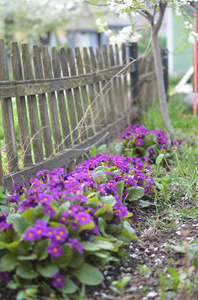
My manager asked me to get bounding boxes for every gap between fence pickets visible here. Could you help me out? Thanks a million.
[2,108,137,191]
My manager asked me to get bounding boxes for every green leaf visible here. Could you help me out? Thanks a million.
[34,239,49,260]
[13,216,30,234]
[86,197,101,209]
[53,244,73,267]
[118,221,137,243]
[94,207,106,216]
[92,172,107,184]
[16,261,39,279]
[7,280,18,290]
[18,253,37,260]
[98,217,108,237]
[31,205,44,224]
[59,202,71,215]
[49,221,64,228]
[36,262,59,278]
[68,250,84,268]
[167,267,179,284]
[90,145,97,157]
[101,195,116,206]
[78,220,95,233]
[93,251,109,258]
[116,181,124,195]
[58,278,78,294]
[0,252,19,271]
[138,200,155,208]
[82,237,114,251]
[168,245,185,253]
[7,213,21,222]
[126,186,145,201]
[0,205,11,213]
[21,208,34,221]
[106,223,123,235]
[0,186,5,193]
[16,291,27,300]
[16,288,38,300]
[0,241,19,251]
[122,221,136,237]
[82,241,100,251]
[156,154,165,166]
[0,198,7,204]
[93,237,115,250]
[74,263,104,285]
[97,144,107,154]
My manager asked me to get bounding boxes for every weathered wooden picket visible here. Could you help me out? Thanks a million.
[0,40,162,191]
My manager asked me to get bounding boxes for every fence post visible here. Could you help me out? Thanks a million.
[161,48,169,101]
[127,42,139,104]
[0,150,3,187]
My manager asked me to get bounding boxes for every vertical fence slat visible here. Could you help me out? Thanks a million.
[0,150,3,186]
[115,44,124,116]
[51,47,71,148]
[96,46,108,125]
[151,56,158,105]
[102,45,115,122]
[43,46,63,153]
[109,45,120,119]
[67,47,84,143]
[89,47,104,131]
[11,42,33,167]
[83,47,98,133]
[22,44,44,163]
[122,43,128,113]
[0,40,18,173]
[75,47,93,138]
[33,45,53,158]
[59,47,78,145]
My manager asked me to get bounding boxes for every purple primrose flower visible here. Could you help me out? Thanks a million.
[47,243,63,258]
[52,272,65,288]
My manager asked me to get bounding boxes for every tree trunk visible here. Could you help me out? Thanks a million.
[151,27,173,133]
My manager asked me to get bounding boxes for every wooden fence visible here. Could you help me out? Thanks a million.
[0,40,162,191]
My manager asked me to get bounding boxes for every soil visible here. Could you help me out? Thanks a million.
[84,205,198,300]
[1,202,198,300]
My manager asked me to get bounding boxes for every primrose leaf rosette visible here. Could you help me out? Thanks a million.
[0,152,158,296]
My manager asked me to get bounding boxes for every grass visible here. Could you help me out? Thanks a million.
[137,93,198,299]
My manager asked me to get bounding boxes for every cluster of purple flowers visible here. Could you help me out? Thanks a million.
[75,153,155,197]
[2,151,158,292]
[118,124,182,161]
[7,153,156,219]
[0,212,13,232]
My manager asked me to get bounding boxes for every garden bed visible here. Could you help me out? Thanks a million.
[1,96,198,300]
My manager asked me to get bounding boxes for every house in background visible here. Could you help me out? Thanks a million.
[49,3,195,75]
[66,3,131,51]
[166,6,194,74]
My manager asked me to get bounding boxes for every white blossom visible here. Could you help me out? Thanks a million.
[184,21,193,29]
[188,31,198,44]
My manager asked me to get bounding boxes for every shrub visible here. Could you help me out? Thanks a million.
[117,124,182,165]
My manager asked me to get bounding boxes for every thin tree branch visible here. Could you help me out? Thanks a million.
[85,0,108,6]
[154,2,167,33]
[139,9,153,23]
